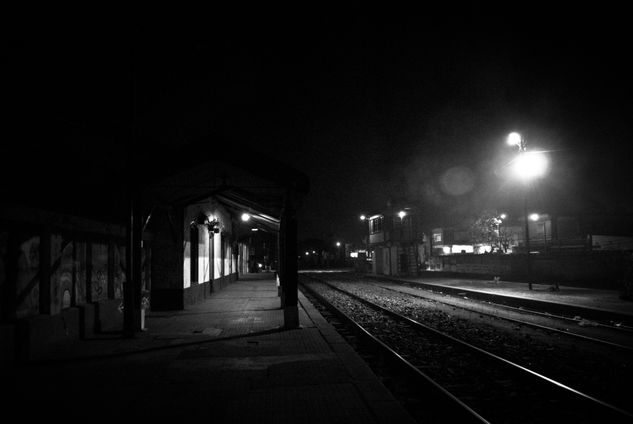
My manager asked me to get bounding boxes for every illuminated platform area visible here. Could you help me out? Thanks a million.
[8,273,415,423]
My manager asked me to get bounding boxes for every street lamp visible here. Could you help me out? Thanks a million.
[335,241,342,267]
[359,214,371,264]
[497,213,508,253]
[507,132,548,290]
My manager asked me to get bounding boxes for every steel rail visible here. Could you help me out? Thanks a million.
[367,280,633,352]
[298,280,490,424]
[367,275,633,332]
[310,276,633,421]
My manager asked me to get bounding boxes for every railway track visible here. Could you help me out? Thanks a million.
[300,274,633,424]
[366,276,633,352]
[318,272,633,410]
[370,275,633,331]
[300,279,489,424]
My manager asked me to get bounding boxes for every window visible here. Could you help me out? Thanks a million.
[370,216,383,234]
[433,232,442,243]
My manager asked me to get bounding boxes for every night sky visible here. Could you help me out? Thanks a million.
[6,11,633,243]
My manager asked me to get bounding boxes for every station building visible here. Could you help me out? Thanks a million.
[366,205,428,277]
[0,138,308,364]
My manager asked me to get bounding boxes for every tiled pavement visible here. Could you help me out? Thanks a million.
[8,273,416,423]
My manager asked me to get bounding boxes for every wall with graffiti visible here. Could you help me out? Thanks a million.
[15,234,40,319]
[1,226,130,320]
[114,244,125,299]
[91,243,109,302]
[50,234,74,315]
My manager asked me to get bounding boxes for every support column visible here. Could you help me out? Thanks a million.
[124,186,142,337]
[38,227,51,315]
[85,242,93,304]
[277,221,285,300]
[524,193,532,291]
[107,238,115,299]
[280,188,299,329]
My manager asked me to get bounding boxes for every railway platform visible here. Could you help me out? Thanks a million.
[7,273,415,423]
[369,273,633,326]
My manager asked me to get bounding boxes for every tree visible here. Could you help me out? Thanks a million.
[469,210,504,252]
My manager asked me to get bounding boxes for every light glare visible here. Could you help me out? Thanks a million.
[507,132,522,146]
[529,213,540,221]
[241,213,251,222]
[512,151,548,181]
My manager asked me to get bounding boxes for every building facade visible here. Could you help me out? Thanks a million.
[367,207,428,276]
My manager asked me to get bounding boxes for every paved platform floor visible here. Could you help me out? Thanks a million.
[7,273,416,423]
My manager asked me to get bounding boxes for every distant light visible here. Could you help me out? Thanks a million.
[257,263,263,268]
[529,213,540,221]
[241,213,251,222]
[452,245,474,254]
[442,246,451,254]
[512,151,548,181]
[350,252,358,258]
[507,132,522,147]
[312,250,316,254]
[251,228,259,231]
[360,214,366,221]
[305,251,310,255]
[398,211,406,219]
[336,242,341,247]
[500,213,507,220]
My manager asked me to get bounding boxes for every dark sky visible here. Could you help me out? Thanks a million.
[6,11,633,242]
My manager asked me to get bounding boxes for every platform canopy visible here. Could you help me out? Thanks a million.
[138,135,308,220]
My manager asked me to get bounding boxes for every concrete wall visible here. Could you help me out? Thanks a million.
[434,251,629,289]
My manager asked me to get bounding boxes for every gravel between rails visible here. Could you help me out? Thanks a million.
[301,273,633,418]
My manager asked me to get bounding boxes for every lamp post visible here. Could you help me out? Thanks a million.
[360,214,371,269]
[360,214,369,251]
[507,132,548,290]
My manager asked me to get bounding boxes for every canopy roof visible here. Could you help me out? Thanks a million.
[3,129,308,231]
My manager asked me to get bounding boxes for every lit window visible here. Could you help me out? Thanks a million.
[370,216,383,234]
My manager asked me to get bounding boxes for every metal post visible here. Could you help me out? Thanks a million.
[517,136,533,290]
[39,226,51,314]
[124,185,142,337]
[280,188,299,329]
[524,194,532,290]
